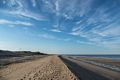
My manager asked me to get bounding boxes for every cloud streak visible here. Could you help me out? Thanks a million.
[0,19,33,26]
[0,0,47,21]
[0,0,120,51]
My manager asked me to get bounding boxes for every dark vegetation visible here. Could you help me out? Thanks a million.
[0,50,46,58]
[0,50,47,67]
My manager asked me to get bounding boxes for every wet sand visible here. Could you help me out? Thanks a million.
[60,56,120,80]
[76,57,120,67]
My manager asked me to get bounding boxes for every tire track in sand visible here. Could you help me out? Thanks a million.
[0,56,78,80]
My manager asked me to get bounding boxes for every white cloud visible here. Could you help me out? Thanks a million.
[42,0,93,19]
[70,21,120,49]
[31,0,37,7]
[58,0,94,19]
[2,0,6,4]
[99,25,120,37]
[42,0,56,14]
[0,19,10,24]
[55,0,60,16]
[0,0,119,50]
[0,19,33,26]
[8,10,47,21]
[38,33,56,39]
[92,20,120,37]
[50,29,61,32]
[1,0,47,21]
[7,0,23,11]
[63,14,72,20]
[15,21,33,26]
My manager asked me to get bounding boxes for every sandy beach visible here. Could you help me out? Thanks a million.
[0,56,77,80]
[0,55,120,80]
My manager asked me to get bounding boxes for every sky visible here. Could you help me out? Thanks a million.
[0,0,120,54]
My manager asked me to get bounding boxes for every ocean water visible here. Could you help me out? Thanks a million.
[71,55,120,60]
[70,55,120,72]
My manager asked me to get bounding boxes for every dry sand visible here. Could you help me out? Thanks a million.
[0,56,78,80]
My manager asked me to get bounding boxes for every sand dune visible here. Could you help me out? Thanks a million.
[0,56,78,80]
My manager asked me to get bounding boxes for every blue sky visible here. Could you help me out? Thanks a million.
[0,0,120,54]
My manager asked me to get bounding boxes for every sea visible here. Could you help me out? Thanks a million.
[69,54,120,60]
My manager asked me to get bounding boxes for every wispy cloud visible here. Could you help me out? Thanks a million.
[65,0,120,49]
[15,21,33,26]
[0,19,33,26]
[8,9,47,21]
[50,29,61,32]
[0,0,47,21]
[38,33,56,39]
[31,0,37,7]
[56,0,94,19]
[0,0,120,52]
[70,21,120,49]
